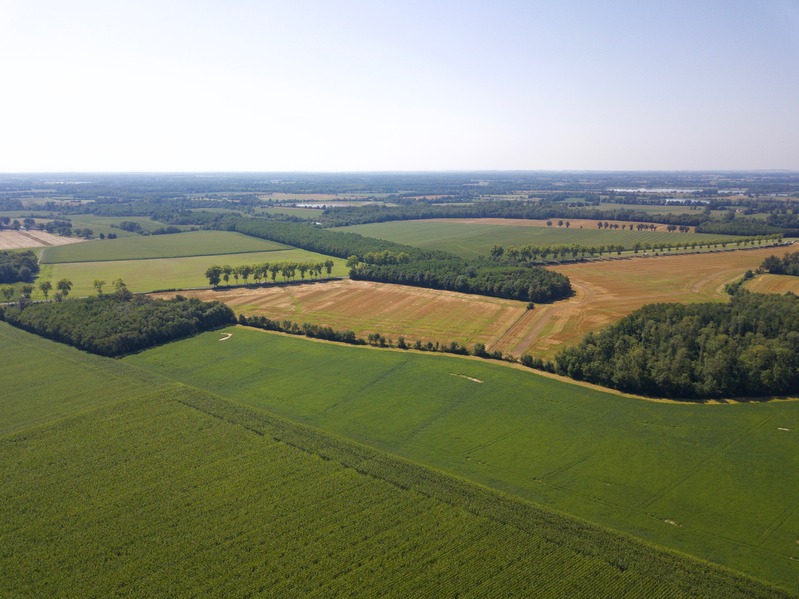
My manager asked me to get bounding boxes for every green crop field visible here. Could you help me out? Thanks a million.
[4,324,786,597]
[40,230,290,263]
[36,249,348,297]
[338,219,745,258]
[66,214,179,237]
[126,327,799,591]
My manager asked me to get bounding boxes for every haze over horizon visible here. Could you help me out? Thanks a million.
[2,1,798,172]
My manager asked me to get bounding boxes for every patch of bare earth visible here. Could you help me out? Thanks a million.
[0,230,83,250]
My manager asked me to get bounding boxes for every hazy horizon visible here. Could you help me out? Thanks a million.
[2,1,798,172]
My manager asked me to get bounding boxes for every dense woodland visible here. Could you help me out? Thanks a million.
[761,251,799,276]
[555,292,799,399]
[0,250,39,283]
[351,258,572,303]
[2,295,235,357]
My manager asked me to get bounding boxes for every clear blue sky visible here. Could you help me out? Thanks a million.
[1,0,797,171]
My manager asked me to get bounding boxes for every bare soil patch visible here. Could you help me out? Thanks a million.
[0,230,82,250]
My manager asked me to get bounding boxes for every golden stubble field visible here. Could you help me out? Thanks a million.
[0,230,83,250]
[154,246,792,360]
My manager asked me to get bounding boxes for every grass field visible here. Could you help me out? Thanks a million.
[338,218,748,258]
[125,326,799,590]
[65,214,178,238]
[41,230,290,263]
[37,249,348,297]
[5,324,784,597]
[155,247,786,360]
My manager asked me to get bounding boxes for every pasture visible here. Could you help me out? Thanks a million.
[338,218,746,259]
[65,214,176,238]
[37,249,347,297]
[41,230,290,263]
[126,326,799,591]
[4,323,778,597]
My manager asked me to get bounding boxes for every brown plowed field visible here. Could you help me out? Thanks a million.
[153,246,789,360]
[0,230,82,250]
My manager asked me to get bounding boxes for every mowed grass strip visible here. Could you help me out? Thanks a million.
[36,249,348,297]
[4,324,785,597]
[338,218,742,259]
[126,327,799,590]
[40,230,290,263]
[152,279,528,347]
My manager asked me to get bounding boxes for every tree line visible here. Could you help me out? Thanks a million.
[493,235,782,264]
[204,260,335,287]
[555,292,799,399]
[1,293,235,357]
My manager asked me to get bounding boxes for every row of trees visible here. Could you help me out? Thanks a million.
[204,260,335,287]
[492,235,784,265]
[555,292,799,399]
[2,294,235,357]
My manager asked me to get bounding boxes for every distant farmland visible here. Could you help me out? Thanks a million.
[41,230,290,263]
[337,218,745,259]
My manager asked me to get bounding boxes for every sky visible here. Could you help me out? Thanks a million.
[1,0,798,172]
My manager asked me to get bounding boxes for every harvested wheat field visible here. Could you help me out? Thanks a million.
[153,280,528,348]
[493,246,790,359]
[155,246,790,360]
[746,273,799,295]
[0,230,82,250]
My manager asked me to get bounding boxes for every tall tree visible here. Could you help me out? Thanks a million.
[39,280,52,301]
[93,279,106,295]
[56,278,72,298]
